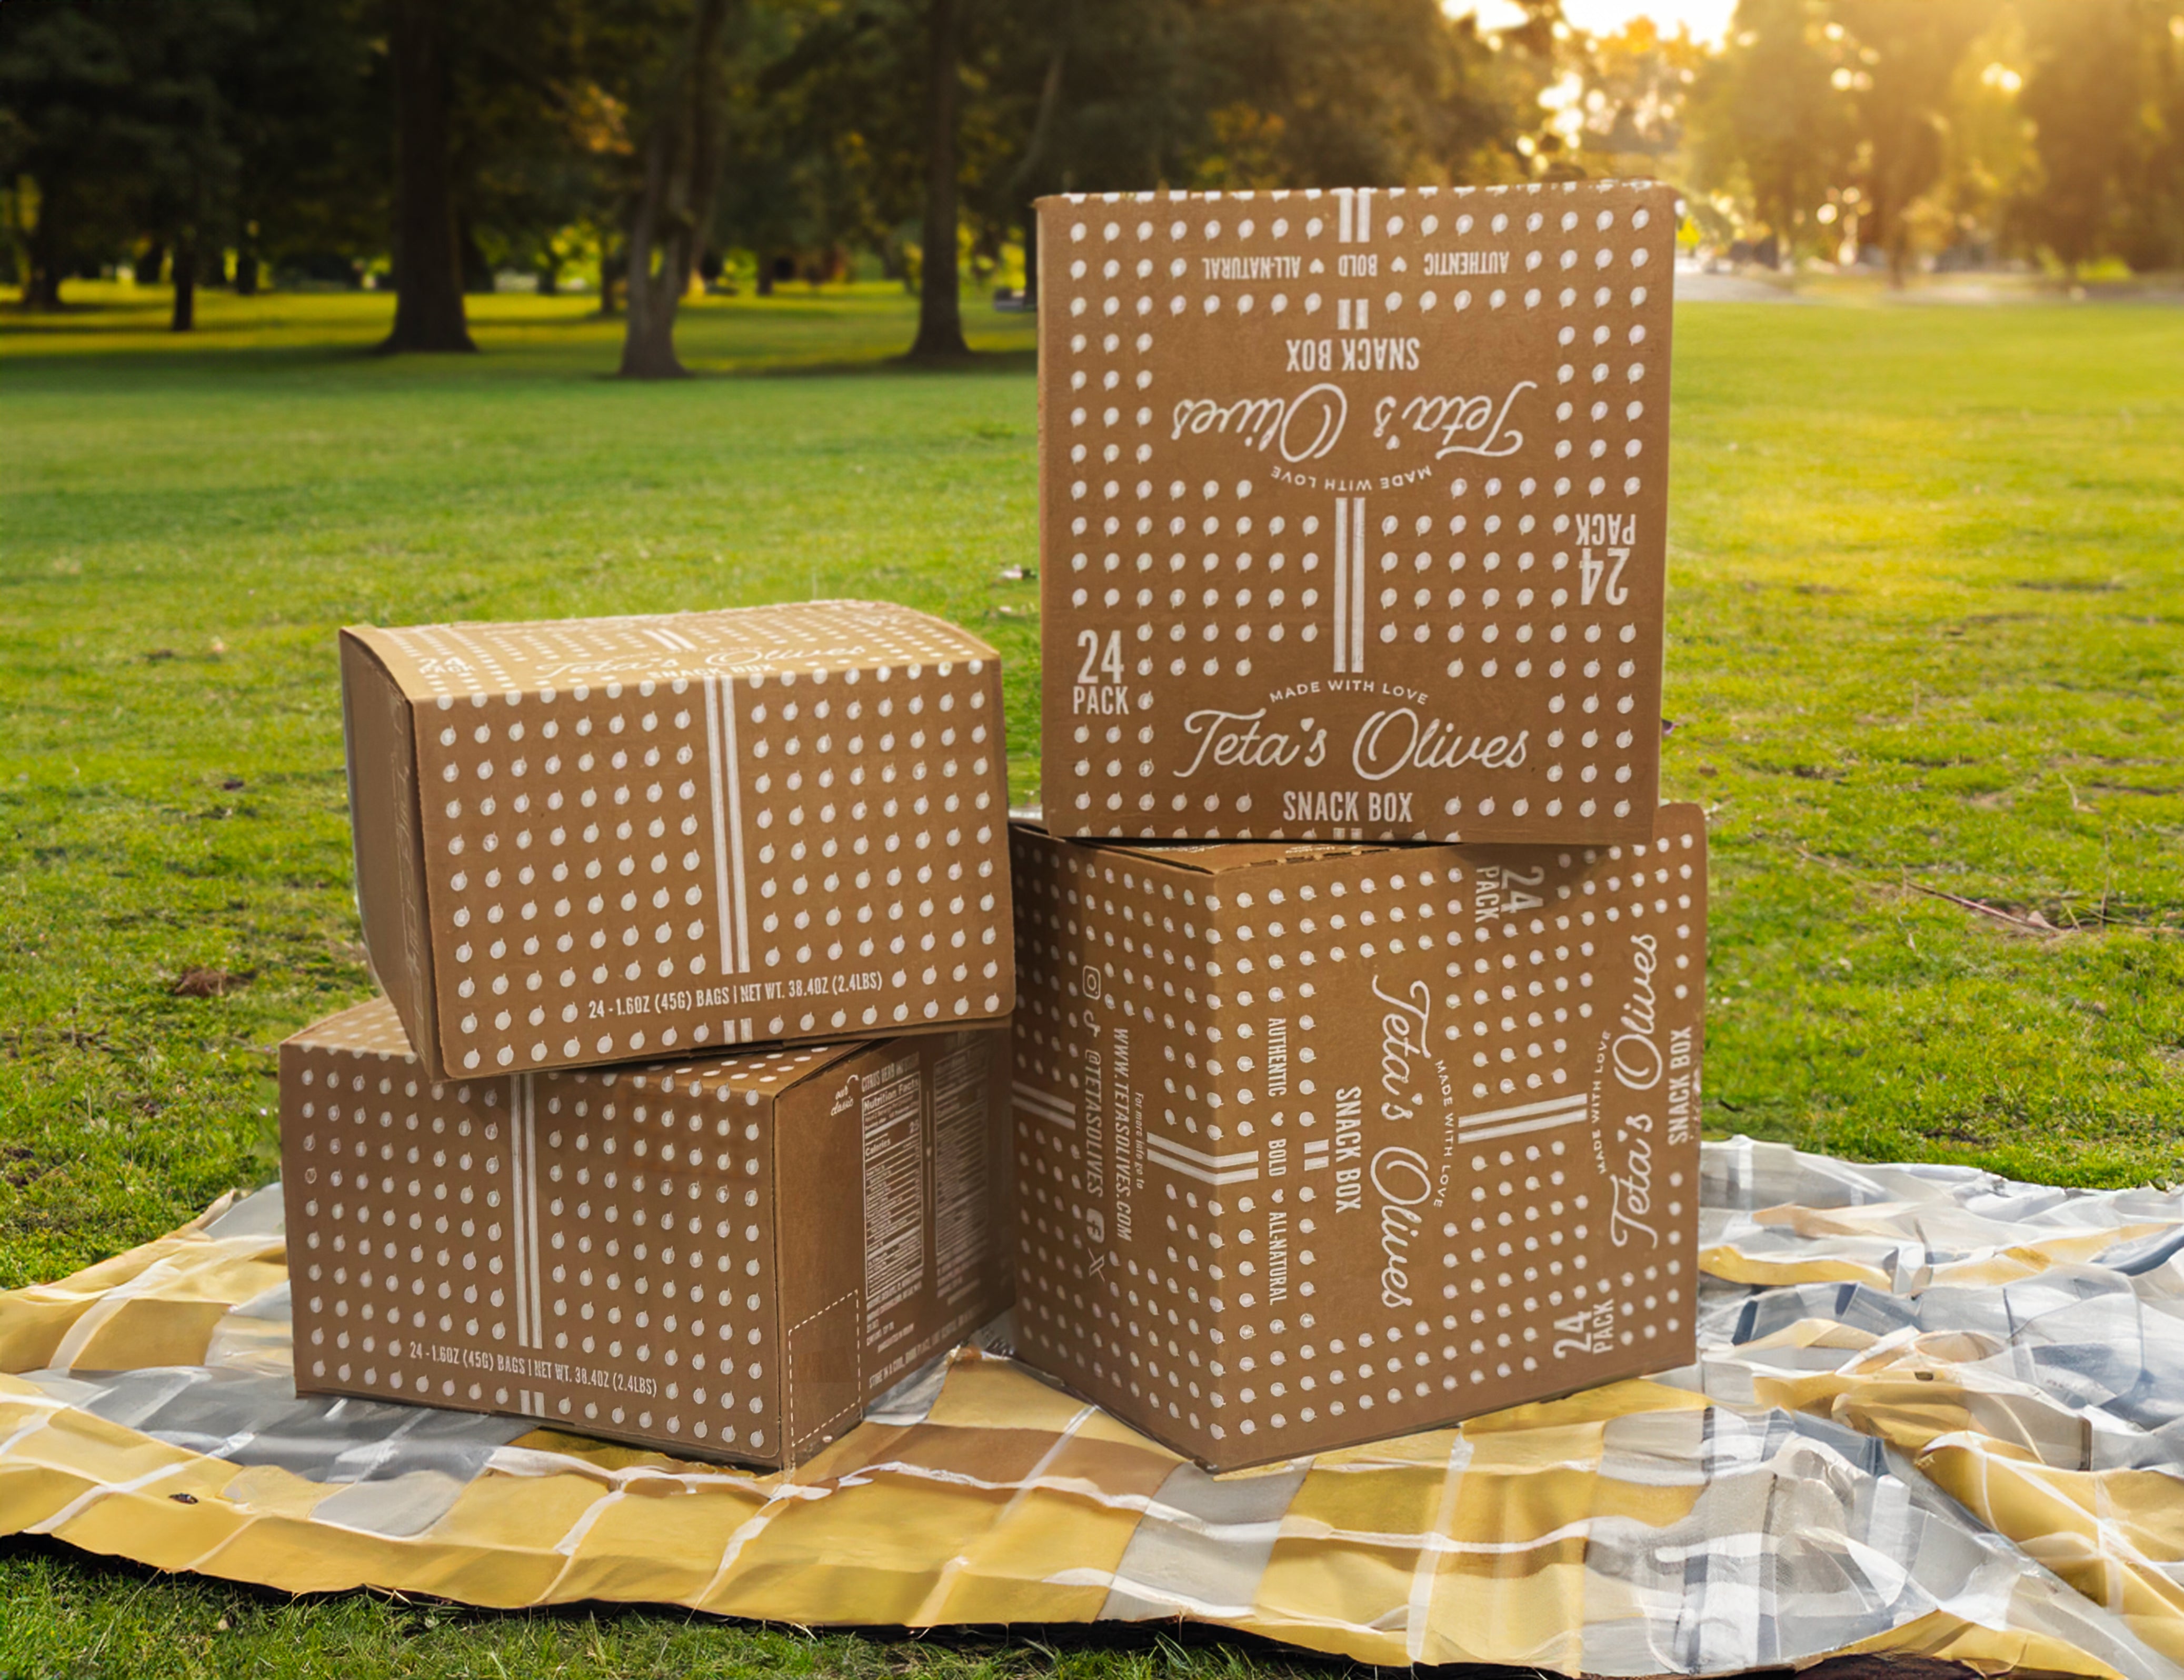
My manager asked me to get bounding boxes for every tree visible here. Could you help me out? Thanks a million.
[620,0,734,377]
[2015,0,2143,278]
[1688,0,1850,263]
[0,3,139,308]
[1551,18,1711,185]
[1831,0,1988,283]
[908,0,969,357]
[383,0,474,351]
[2111,0,2184,273]
[131,0,255,331]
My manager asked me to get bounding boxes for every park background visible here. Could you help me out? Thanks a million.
[4,0,2184,1673]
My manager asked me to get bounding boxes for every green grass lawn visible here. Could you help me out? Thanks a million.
[2,277,2182,1672]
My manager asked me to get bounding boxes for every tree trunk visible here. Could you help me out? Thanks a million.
[909,0,969,359]
[619,0,733,380]
[459,212,495,294]
[171,237,197,332]
[22,196,66,311]
[382,0,475,353]
[1010,2,1072,311]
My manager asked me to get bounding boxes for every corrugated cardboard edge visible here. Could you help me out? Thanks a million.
[338,631,443,1077]
[770,1043,871,1466]
[347,601,1003,695]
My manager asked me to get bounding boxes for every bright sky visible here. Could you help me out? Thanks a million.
[1456,0,1738,45]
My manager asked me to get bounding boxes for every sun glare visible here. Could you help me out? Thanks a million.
[1454,0,1738,45]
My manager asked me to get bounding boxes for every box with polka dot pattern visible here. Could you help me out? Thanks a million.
[281,997,1013,1468]
[340,602,1013,1084]
[1038,182,1677,843]
[1008,804,1705,1471]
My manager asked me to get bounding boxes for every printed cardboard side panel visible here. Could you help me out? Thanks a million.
[278,1033,336,1396]
[970,1023,1019,1331]
[1035,201,1068,799]
[1010,826,1213,1457]
[918,1025,1015,1362]
[776,1027,1014,1464]
[280,1034,528,1417]
[1008,827,1093,1405]
[282,1014,802,1469]
[1033,184,1679,847]
[400,660,1013,1081]
[339,633,441,1075]
[525,1064,792,1466]
[773,1056,870,1463]
[1201,814,1707,1468]
[1464,801,1709,1386]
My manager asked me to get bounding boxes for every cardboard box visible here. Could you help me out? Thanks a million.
[1036,182,1678,844]
[281,998,1013,1469]
[340,602,1013,1081]
[1008,803,1706,1471]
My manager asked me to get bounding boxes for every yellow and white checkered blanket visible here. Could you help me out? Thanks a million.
[3,1138,2180,1677]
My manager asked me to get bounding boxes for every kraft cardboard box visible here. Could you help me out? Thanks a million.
[281,998,1012,1469]
[1036,182,1678,844]
[1008,804,1706,1471]
[340,602,1013,1082]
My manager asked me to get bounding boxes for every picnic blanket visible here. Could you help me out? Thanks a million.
[2,1138,2181,1678]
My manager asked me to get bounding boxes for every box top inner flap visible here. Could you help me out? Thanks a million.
[346,602,998,701]
[1012,803,1704,872]
[1010,812,1415,874]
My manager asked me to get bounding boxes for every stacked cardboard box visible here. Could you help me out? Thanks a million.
[280,176,1707,1481]
[284,602,1019,1468]
[1009,180,1708,1468]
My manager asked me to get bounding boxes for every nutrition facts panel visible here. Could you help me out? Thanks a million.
[932,1041,991,1302]
[860,1053,927,1349]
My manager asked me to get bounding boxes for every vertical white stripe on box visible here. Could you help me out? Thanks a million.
[721,685,750,974]
[1351,495,1368,673]
[522,1078,543,1348]
[1358,187,1374,243]
[507,1075,529,1348]
[702,675,738,983]
[1332,495,1349,674]
[1338,188,1353,243]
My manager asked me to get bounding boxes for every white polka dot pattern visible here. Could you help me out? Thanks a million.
[281,996,1013,1469]
[1035,184,1678,846]
[1007,803,1707,1472]
[343,602,1013,1080]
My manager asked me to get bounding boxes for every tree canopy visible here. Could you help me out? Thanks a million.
[4,0,2180,355]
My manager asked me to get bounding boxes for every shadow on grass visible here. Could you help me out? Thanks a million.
[727,348,1039,379]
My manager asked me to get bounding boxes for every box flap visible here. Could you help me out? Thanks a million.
[286,996,873,1099]
[1011,811,1400,874]
[345,602,999,701]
